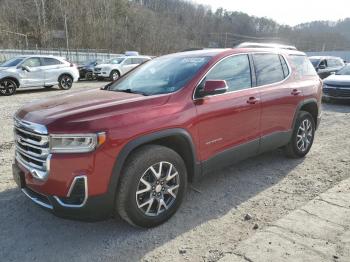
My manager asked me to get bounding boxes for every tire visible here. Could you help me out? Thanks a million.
[85,71,93,81]
[0,79,18,96]
[109,70,120,81]
[116,145,188,228]
[285,111,315,158]
[58,74,73,90]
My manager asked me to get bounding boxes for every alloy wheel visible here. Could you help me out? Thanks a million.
[112,72,119,81]
[61,76,72,89]
[296,119,313,152]
[136,161,180,217]
[0,80,16,95]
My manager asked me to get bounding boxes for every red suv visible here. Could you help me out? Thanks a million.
[12,45,322,227]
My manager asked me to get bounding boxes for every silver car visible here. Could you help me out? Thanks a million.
[94,56,151,81]
[0,55,79,96]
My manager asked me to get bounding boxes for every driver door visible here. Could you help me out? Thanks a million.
[18,57,45,87]
[194,54,261,173]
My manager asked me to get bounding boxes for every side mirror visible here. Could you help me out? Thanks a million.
[200,80,228,97]
[21,66,31,72]
[318,64,326,70]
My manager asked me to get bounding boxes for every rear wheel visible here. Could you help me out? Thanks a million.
[0,79,17,96]
[285,111,315,158]
[58,74,73,90]
[116,145,187,228]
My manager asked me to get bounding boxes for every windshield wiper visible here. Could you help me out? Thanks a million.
[114,89,148,96]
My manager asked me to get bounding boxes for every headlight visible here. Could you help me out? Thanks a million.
[50,132,106,153]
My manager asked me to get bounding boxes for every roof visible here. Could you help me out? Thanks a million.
[13,55,66,59]
[309,56,343,60]
[236,42,297,51]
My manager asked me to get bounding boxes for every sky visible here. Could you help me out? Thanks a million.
[192,0,349,26]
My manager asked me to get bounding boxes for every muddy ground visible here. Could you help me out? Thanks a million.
[0,82,349,262]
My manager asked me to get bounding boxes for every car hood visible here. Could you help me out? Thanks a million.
[324,75,350,87]
[15,88,169,132]
[95,64,117,68]
[0,66,16,72]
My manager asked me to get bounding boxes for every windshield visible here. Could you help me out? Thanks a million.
[336,65,350,75]
[105,58,125,64]
[1,57,25,67]
[309,59,320,68]
[108,56,210,96]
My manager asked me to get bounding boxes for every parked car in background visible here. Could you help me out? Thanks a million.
[309,56,345,79]
[78,60,101,80]
[323,64,350,101]
[94,56,151,81]
[13,45,322,227]
[0,55,79,96]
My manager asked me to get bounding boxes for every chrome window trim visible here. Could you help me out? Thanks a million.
[192,52,293,101]
[53,176,88,208]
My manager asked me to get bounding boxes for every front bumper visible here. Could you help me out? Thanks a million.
[13,162,114,221]
[94,71,109,78]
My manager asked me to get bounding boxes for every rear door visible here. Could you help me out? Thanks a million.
[194,54,261,169]
[18,57,45,87]
[41,57,65,85]
[252,53,300,152]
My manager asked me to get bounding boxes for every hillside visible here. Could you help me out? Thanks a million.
[0,0,349,54]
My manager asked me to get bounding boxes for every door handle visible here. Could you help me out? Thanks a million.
[247,97,260,104]
[291,89,301,96]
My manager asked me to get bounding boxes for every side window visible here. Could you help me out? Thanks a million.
[132,58,143,64]
[123,58,132,65]
[22,57,41,67]
[43,58,62,66]
[280,55,290,77]
[198,54,252,94]
[319,60,327,68]
[290,55,317,78]
[253,53,285,86]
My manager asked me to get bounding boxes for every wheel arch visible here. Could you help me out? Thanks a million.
[292,98,319,130]
[1,76,20,87]
[107,129,200,203]
[58,72,74,81]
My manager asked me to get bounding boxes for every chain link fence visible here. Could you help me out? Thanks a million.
[0,48,123,64]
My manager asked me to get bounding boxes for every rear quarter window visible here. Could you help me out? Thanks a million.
[290,56,317,78]
[252,53,286,86]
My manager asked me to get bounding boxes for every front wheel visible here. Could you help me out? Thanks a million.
[0,79,18,96]
[109,70,120,81]
[285,111,315,158]
[58,75,73,90]
[116,145,187,228]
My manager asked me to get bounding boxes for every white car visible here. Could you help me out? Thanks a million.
[0,55,79,96]
[94,56,151,81]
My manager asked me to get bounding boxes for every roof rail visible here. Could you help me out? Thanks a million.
[236,42,297,51]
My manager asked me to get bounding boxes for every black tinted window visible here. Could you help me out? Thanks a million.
[290,55,317,77]
[43,58,62,66]
[200,55,252,93]
[253,53,285,86]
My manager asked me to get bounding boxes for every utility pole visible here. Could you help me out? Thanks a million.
[64,13,69,56]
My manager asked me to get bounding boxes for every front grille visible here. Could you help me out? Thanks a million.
[324,85,350,98]
[14,118,50,179]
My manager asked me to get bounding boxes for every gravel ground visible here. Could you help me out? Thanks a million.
[0,82,349,262]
